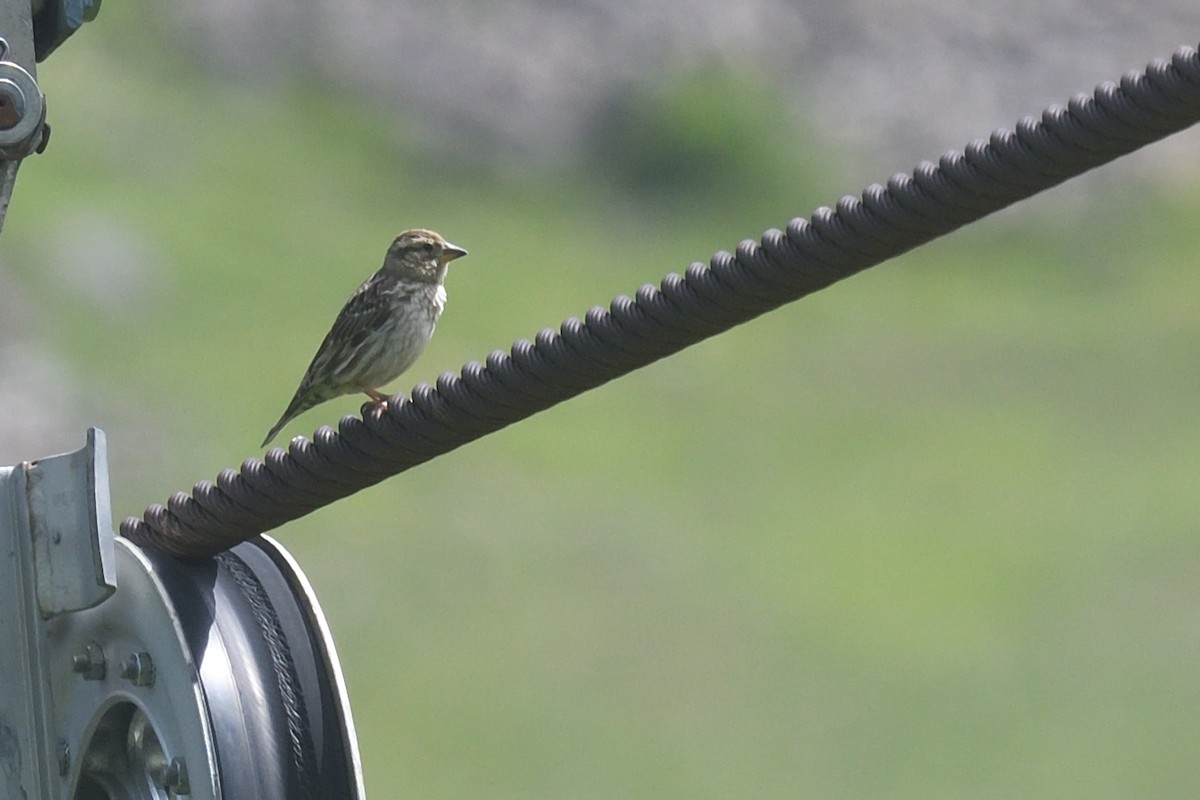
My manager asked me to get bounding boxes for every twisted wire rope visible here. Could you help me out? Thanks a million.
[123,45,1200,559]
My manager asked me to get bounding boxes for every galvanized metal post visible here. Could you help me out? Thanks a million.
[0,429,116,797]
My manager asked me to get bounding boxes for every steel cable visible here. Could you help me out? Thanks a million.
[122,45,1200,559]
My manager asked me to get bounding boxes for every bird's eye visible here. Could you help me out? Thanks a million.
[421,242,435,253]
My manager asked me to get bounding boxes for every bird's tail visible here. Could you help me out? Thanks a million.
[261,393,313,447]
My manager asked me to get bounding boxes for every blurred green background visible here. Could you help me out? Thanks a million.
[3,3,1200,798]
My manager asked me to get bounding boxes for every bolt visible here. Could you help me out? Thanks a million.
[71,642,106,680]
[163,756,190,795]
[35,122,49,154]
[119,651,156,687]
[57,738,70,776]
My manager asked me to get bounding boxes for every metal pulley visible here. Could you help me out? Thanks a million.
[0,431,366,798]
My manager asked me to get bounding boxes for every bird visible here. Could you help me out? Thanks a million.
[261,228,468,447]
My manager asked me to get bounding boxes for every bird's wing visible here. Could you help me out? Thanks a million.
[297,276,393,393]
[263,273,397,446]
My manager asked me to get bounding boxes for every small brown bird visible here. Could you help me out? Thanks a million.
[261,229,468,447]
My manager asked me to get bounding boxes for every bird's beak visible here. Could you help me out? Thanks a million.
[439,242,468,265]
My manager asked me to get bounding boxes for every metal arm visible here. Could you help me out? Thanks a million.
[0,0,98,236]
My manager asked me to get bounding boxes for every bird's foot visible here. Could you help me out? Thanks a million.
[363,389,389,409]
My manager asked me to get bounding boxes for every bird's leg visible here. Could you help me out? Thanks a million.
[363,388,389,408]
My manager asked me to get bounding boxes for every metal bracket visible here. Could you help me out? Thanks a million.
[0,0,41,236]
[0,0,100,237]
[24,427,117,617]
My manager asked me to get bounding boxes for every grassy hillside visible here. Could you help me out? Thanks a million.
[4,15,1200,799]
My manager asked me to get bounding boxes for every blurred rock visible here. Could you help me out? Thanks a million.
[46,212,166,318]
[0,264,81,461]
[162,0,1200,177]
[0,337,80,463]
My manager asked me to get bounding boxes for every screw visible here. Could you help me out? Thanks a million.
[57,738,70,776]
[70,642,107,680]
[163,756,190,795]
[119,651,156,687]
